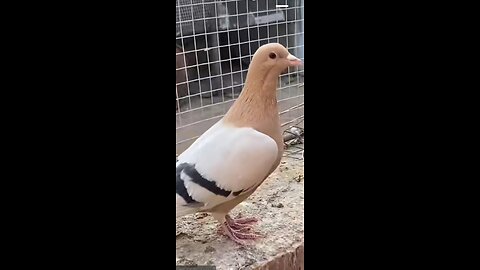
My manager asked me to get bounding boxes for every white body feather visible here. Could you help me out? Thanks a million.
[176,120,278,217]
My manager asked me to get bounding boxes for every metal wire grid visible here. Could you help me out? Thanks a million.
[176,0,304,155]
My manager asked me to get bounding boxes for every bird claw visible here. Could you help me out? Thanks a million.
[216,223,254,235]
[232,217,258,225]
[227,215,258,226]
[220,215,261,245]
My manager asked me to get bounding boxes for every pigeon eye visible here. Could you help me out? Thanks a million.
[269,52,277,59]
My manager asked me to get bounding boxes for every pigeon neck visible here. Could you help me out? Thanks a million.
[223,67,284,158]
[225,69,279,125]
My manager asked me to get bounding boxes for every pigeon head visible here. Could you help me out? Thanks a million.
[249,43,303,76]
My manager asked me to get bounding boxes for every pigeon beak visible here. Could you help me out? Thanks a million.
[287,54,303,67]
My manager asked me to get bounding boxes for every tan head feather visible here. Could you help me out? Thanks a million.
[224,43,302,127]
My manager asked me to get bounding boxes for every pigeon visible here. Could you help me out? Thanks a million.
[176,43,303,244]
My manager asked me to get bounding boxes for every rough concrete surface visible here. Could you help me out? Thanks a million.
[176,144,304,270]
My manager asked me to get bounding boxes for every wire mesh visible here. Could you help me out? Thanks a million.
[176,0,304,155]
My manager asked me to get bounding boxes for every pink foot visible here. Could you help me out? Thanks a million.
[219,215,261,245]
[229,215,258,225]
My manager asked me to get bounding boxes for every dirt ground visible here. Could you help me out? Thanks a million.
[176,142,304,270]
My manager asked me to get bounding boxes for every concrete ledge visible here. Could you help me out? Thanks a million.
[253,243,304,270]
[176,151,304,270]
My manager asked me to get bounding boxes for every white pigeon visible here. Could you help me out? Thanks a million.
[176,43,303,244]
